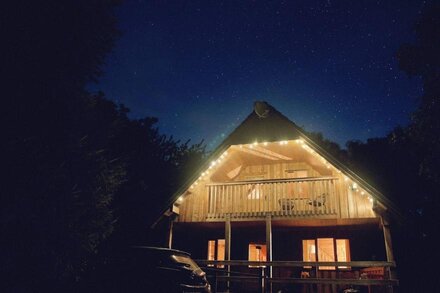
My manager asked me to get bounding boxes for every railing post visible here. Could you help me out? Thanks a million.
[225,215,231,292]
[265,214,272,293]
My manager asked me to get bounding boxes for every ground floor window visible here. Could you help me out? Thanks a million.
[302,238,350,270]
[207,239,225,267]
[248,243,267,267]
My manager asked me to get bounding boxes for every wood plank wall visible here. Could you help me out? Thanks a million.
[177,161,376,222]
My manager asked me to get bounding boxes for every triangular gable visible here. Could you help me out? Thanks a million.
[154,101,400,226]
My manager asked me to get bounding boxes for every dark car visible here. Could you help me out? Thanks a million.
[92,246,211,293]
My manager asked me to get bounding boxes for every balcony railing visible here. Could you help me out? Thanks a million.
[206,177,339,220]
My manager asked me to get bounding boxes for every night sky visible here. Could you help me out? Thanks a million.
[92,0,428,149]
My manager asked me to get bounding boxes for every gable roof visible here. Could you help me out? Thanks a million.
[154,101,401,226]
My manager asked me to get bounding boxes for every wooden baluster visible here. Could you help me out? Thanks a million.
[304,181,316,215]
[296,181,301,216]
[281,182,286,217]
[329,180,334,214]
[311,181,315,216]
[208,186,213,218]
[320,181,324,215]
[254,184,257,216]
[237,184,240,216]
[254,184,258,216]
[266,183,270,214]
[219,185,222,218]
[322,181,327,215]
[262,183,266,213]
[259,183,262,214]
[326,180,330,214]
[227,185,230,215]
[248,184,252,216]
[276,182,280,216]
[275,182,280,216]
[300,181,304,216]
[214,185,218,219]
[333,180,337,214]
[222,185,225,216]
[245,184,248,216]
[318,180,322,215]
[324,181,328,215]
[285,182,290,217]
[243,184,247,217]
[241,184,245,217]
[291,182,295,217]
[267,183,270,214]
[231,185,235,216]
[318,180,323,215]
[225,185,228,215]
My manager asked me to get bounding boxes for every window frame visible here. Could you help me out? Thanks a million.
[302,238,351,271]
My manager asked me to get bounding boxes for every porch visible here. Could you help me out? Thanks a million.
[172,218,396,293]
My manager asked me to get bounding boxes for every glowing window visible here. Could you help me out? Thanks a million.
[336,239,351,269]
[207,239,225,268]
[302,240,316,268]
[248,243,267,267]
[302,238,351,270]
[317,238,336,270]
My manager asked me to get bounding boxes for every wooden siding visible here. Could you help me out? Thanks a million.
[177,160,376,222]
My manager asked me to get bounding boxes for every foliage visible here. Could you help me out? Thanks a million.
[342,4,440,291]
[2,1,206,292]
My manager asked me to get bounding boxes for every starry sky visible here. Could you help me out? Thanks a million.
[92,0,428,149]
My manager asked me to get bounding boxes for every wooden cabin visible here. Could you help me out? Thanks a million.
[155,102,398,293]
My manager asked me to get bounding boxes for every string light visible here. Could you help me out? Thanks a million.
[183,140,377,209]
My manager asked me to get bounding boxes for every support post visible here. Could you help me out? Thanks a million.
[167,217,174,249]
[225,215,231,292]
[265,214,272,293]
[381,215,395,293]
[381,216,395,263]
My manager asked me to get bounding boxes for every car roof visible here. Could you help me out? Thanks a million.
[129,246,191,256]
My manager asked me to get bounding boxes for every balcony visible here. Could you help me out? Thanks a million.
[206,177,339,220]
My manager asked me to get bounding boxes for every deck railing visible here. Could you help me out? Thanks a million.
[196,260,398,293]
[206,177,339,220]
